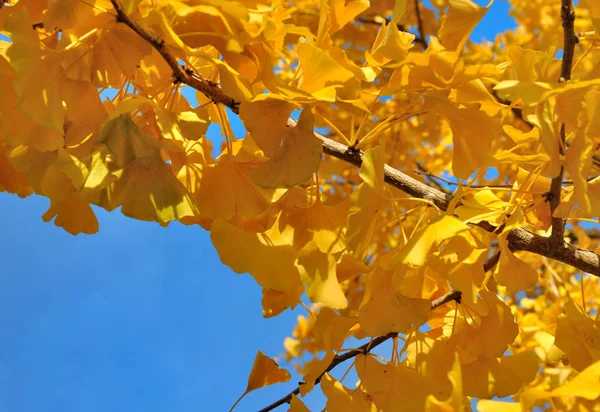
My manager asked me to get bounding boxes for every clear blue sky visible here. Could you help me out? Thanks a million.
[0,4,515,412]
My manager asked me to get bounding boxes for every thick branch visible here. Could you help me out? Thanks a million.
[257,290,462,412]
[109,0,600,277]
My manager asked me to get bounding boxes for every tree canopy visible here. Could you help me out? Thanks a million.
[2,0,600,410]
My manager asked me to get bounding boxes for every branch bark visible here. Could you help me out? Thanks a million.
[548,0,578,247]
[108,0,600,278]
[257,290,462,412]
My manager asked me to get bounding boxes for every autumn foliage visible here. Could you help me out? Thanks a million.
[3,0,600,410]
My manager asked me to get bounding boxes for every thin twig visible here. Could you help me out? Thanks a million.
[257,290,462,412]
[414,162,450,194]
[413,0,428,48]
[548,0,577,248]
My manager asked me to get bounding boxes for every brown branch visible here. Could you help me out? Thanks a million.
[414,162,451,194]
[548,0,578,248]
[108,0,239,112]
[109,0,600,277]
[414,0,428,48]
[257,290,462,412]
[483,251,501,273]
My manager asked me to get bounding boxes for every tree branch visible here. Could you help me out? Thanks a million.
[257,290,463,412]
[108,0,239,112]
[108,0,600,278]
[414,0,428,48]
[548,0,578,248]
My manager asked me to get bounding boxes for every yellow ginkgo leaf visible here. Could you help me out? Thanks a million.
[554,300,600,372]
[355,354,446,410]
[393,215,470,267]
[311,307,357,352]
[98,113,161,168]
[425,353,464,411]
[552,360,600,400]
[179,155,270,222]
[261,286,303,318]
[329,0,369,34]
[297,41,354,94]
[104,155,198,223]
[346,146,388,258]
[210,217,302,291]
[288,394,311,412]
[44,0,94,30]
[0,147,31,197]
[296,241,347,309]
[252,109,322,188]
[449,290,518,359]
[366,21,415,66]
[61,21,152,87]
[245,350,291,392]
[495,249,538,293]
[42,192,99,235]
[239,99,295,158]
[462,352,538,398]
[477,400,522,412]
[5,8,64,134]
[321,373,375,412]
[439,0,492,52]
[358,266,431,336]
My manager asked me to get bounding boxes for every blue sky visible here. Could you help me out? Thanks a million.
[0,4,516,412]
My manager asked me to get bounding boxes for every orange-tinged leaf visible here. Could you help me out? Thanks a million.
[296,241,347,309]
[358,266,430,336]
[439,0,492,52]
[210,217,302,291]
[0,148,32,197]
[245,351,291,393]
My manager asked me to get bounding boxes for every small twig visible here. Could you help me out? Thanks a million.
[414,162,450,194]
[258,290,462,412]
[413,0,428,48]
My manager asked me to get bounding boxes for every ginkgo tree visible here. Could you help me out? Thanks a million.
[2,0,600,409]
